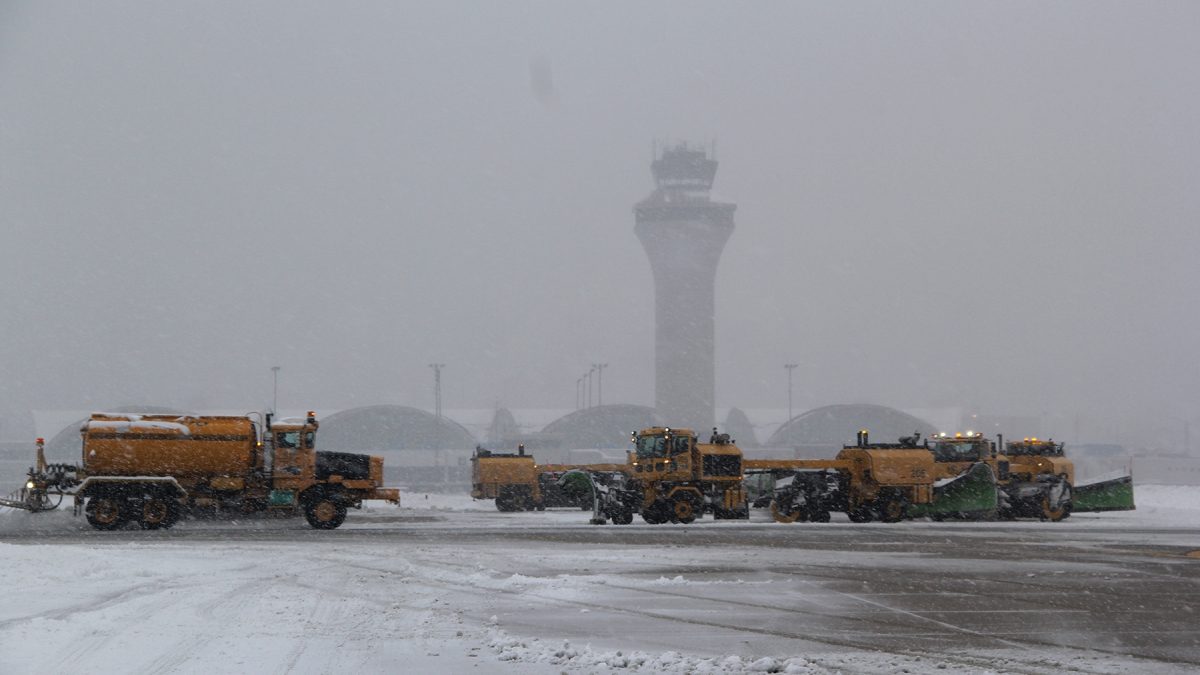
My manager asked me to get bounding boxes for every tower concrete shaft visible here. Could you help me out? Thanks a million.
[634,143,735,433]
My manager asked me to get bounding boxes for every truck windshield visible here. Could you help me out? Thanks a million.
[636,434,692,458]
[932,442,981,462]
[277,432,300,449]
[1009,444,1061,457]
[636,435,668,459]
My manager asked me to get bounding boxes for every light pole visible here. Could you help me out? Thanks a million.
[784,363,798,427]
[576,376,584,410]
[271,366,281,414]
[429,363,445,420]
[586,367,595,408]
[592,363,608,406]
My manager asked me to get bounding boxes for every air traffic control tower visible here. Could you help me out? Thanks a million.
[635,143,736,433]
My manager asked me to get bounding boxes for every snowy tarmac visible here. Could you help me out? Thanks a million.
[1,486,1198,674]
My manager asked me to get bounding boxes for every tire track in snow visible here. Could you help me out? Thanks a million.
[356,549,1197,674]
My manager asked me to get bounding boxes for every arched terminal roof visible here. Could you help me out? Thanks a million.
[319,405,477,451]
[767,404,937,456]
[540,404,661,449]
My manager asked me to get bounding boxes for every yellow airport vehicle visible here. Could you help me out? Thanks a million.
[4,411,399,530]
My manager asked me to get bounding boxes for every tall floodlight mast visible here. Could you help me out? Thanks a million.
[593,363,608,406]
[785,363,799,433]
[429,363,445,420]
[270,366,281,414]
[635,143,736,432]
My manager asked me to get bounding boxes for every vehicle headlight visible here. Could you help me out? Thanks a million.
[25,481,35,490]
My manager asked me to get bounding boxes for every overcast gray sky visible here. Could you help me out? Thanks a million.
[2,2,1197,445]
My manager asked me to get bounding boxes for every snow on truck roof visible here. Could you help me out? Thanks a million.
[83,413,256,435]
[84,419,192,435]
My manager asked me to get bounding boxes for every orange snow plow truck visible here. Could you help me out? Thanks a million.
[2,411,399,530]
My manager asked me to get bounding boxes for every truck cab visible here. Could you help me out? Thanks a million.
[1004,438,1074,486]
[268,413,319,485]
[630,426,696,482]
[928,432,998,472]
[627,427,747,523]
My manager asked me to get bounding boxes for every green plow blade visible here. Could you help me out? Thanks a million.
[556,471,594,500]
[910,462,998,520]
[1073,475,1135,512]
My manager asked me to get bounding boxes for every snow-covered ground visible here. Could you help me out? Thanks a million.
[1,485,1197,674]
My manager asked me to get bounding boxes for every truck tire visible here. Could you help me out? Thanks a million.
[495,488,522,512]
[847,505,875,523]
[1039,478,1072,522]
[139,497,181,530]
[610,509,634,525]
[85,497,125,531]
[304,497,347,529]
[670,495,699,524]
[641,501,670,524]
[878,494,907,523]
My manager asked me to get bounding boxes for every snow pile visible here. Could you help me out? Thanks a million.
[484,629,1169,674]
[487,630,818,673]
[644,575,773,587]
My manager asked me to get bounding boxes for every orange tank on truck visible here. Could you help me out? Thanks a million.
[83,414,260,479]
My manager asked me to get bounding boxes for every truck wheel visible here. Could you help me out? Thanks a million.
[304,498,347,529]
[139,498,180,530]
[641,501,670,524]
[878,495,907,523]
[85,497,125,531]
[847,505,874,523]
[671,496,699,524]
[610,509,634,525]
[1040,480,1072,522]
[769,499,806,523]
